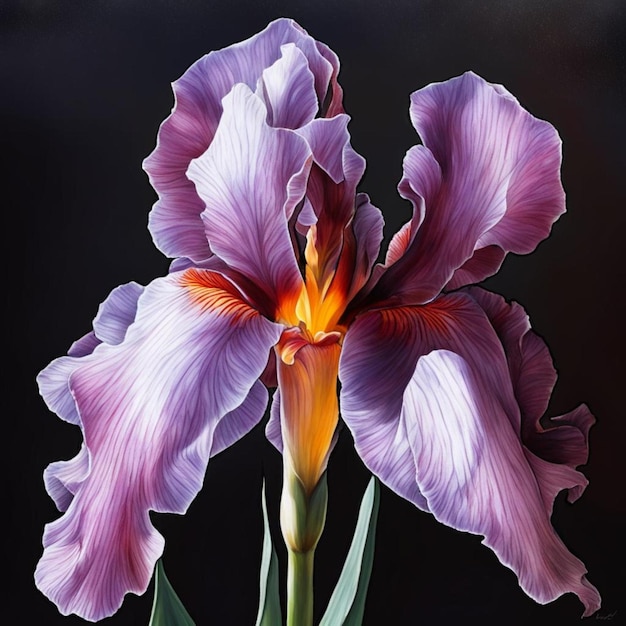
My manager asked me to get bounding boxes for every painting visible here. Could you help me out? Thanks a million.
[6,2,622,624]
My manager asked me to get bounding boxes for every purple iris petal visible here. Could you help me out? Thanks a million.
[67,282,144,357]
[210,381,269,457]
[266,388,283,452]
[67,332,100,358]
[168,254,229,276]
[187,84,311,310]
[296,115,369,275]
[143,17,341,262]
[467,287,595,480]
[40,284,145,510]
[373,71,565,304]
[256,43,318,129]
[39,282,145,424]
[446,245,507,291]
[340,293,600,616]
[401,350,599,616]
[91,282,145,345]
[296,115,363,185]
[37,16,599,621]
[341,192,385,300]
[35,270,282,621]
[43,445,90,512]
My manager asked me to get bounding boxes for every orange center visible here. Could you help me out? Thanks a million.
[279,224,348,336]
[276,224,348,492]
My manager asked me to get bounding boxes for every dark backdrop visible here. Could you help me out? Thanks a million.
[4,1,624,625]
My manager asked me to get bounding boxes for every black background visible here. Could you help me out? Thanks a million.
[4,1,624,625]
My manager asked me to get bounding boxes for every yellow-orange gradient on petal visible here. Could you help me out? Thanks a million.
[180,268,261,321]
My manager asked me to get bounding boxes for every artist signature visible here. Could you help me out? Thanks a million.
[595,610,618,621]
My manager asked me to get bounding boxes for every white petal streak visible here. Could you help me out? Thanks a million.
[403,349,599,614]
[403,351,483,503]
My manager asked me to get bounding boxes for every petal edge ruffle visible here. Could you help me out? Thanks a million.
[372,72,565,304]
[35,270,281,621]
[340,296,599,616]
[143,18,342,262]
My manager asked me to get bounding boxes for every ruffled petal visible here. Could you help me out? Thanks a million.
[38,282,145,425]
[35,269,282,621]
[91,282,144,345]
[43,445,90,512]
[340,294,599,616]
[528,406,595,485]
[467,287,595,477]
[187,84,310,314]
[373,72,565,304]
[42,378,268,531]
[38,355,84,426]
[68,332,100,358]
[256,43,318,129]
[143,17,341,261]
[296,115,361,185]
[402,350,599,616]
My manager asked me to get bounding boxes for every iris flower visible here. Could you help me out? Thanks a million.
[36,17,600,622]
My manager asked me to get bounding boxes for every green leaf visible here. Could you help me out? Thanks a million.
[149,559,195,626]
[319,476,380,626]
[255,480,283,626]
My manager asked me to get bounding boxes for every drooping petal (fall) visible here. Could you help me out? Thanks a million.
[401,350,599,615]
[467,287,595,483]
[339,294,600,616]
[90,282,145,345]
[143,17,342,262]
[66,283,144,356]
[41,282,146,511]
[371,72,565,305]
[35,269,282,621]
[38,282,146,424]
[187,84,311,317]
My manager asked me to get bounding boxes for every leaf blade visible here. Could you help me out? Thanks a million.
[256,480,283,626]
[319,476,380,626]
[149,559,195,626]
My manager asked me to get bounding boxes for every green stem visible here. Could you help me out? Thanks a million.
[280,466,328,626]
[286,549,315,626]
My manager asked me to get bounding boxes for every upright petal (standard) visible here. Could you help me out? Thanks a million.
[143,18,343,262]
[371,72,565,305]
[187,84,311,317]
